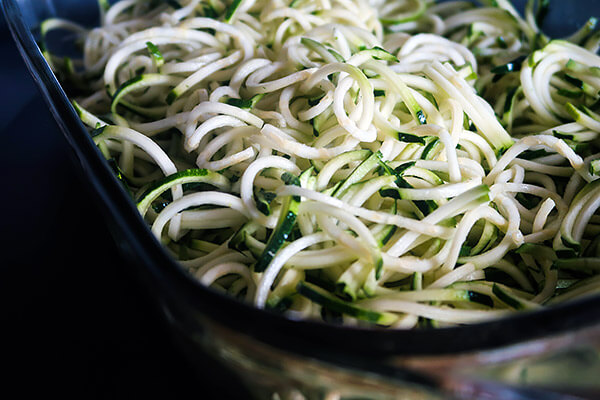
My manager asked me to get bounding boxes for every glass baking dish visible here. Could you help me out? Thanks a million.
[3,0,600,398]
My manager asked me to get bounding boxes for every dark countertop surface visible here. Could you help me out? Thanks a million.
[0,12,249,400]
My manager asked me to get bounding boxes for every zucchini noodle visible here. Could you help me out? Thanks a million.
[44,0,600,329]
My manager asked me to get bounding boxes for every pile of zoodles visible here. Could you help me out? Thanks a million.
[43,0,600,328]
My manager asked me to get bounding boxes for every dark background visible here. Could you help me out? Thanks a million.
[0,8,251,399]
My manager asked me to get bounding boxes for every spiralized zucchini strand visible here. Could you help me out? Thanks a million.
[44,0,600,329]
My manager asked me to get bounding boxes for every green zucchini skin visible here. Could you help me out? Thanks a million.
[297,281,399,326]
